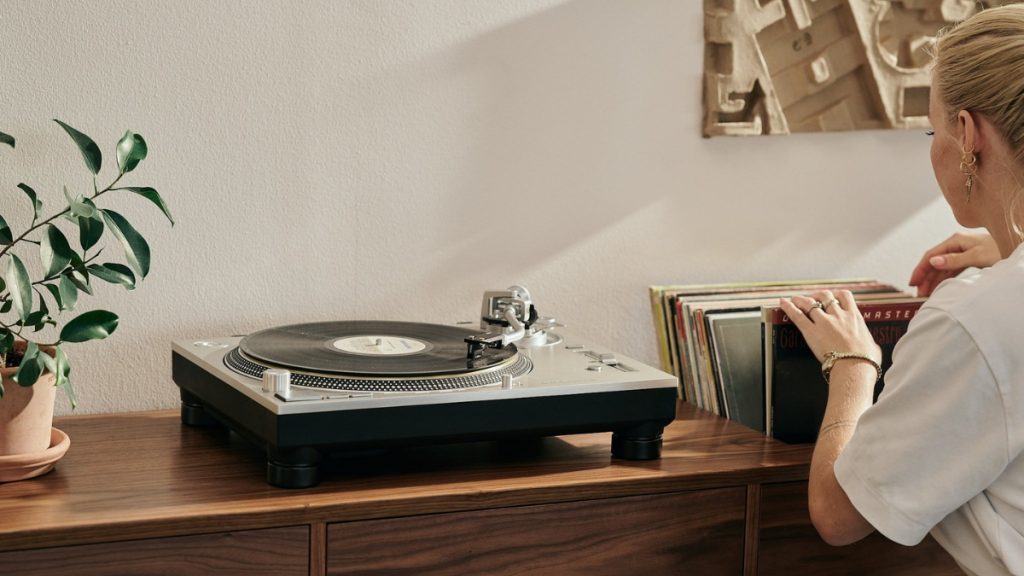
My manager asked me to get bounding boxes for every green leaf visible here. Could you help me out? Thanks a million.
[87,263,136,290]
[17,183,43,223]
[0,330,13,355]
[65,269,92,296]
[13,342,42,386]
[54,119,101,175]
[36,290,49,315]
[59,309,118,343]
[58,274,78,311]
[55,346,75,409]
[63,185,97,219]
[38,349,56,373]
[0,131,14,148]
[24,309,47,331]
[67,251,89,276]
[0,214,12,245]
[101,209,150,278]
[120,187,173,226]
[78,212,104,251]
[43,283,64,311]
[0,300,10,314]
[116,131,147,174]
[41,224,75,278]
[4,254,32,323]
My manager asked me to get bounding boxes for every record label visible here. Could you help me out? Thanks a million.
[331,336,428,356]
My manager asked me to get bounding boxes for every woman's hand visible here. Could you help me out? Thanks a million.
[909,232,1000,297]
[779,290,880,365]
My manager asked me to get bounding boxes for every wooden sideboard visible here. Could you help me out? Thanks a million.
[0,402,961,575]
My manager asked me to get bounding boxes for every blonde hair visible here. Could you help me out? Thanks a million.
[933,4,1024,240]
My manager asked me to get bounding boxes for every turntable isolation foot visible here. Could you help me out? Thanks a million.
[267,461,319,489]
[267,447,322,488]
[179,400,224,428]
[611,422,666,460]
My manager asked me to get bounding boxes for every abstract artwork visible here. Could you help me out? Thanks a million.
[703,0,1007,136]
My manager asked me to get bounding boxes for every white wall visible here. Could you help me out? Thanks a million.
[1,0,957,415]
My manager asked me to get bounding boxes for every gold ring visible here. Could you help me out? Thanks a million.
[822,298,839,311]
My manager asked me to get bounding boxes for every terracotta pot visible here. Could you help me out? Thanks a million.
[0,342,58,456]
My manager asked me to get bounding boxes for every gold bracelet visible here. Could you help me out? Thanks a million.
[821,351,882,384]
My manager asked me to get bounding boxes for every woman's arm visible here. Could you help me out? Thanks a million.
[779,290,880,545]
[807,360,876,545]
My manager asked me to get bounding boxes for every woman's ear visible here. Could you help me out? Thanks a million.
[958,109,981,153]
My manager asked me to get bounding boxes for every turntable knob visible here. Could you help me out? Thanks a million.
[262,369,292,397]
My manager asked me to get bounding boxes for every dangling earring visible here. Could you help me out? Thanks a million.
[960,149,978,202]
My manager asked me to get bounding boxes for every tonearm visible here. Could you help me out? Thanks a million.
[465,285,559,359]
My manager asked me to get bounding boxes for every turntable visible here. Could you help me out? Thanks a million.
[172,286,677,488]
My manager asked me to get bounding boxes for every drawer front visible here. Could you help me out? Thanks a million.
[328,488,746,575]
[0,525,308,576]
[757,481,961,575]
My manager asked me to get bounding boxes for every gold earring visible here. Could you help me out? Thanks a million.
[960,150,978,202]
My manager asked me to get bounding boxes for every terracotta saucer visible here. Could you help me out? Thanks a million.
[0,428,71,482]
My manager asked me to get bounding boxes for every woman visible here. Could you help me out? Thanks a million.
[780,6,1024,574]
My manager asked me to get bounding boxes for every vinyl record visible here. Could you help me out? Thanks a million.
[238,321,517,376]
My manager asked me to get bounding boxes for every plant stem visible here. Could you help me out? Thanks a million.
[0,171,124,262]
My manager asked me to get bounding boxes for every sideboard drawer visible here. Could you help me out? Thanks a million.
[327,487,746,575]
[0,525,308,576]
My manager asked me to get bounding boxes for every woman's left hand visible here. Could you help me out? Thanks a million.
[779,290,881,364]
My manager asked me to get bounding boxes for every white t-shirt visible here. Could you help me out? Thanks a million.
[835,244,1024,576]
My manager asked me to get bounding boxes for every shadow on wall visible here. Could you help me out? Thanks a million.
[426,0,938,281]
[434,0,694,279]
[690,129,940,269]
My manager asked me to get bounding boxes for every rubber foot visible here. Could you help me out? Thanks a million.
[180,401,222,428]
[611,434,663,460]
[267,461,320,488]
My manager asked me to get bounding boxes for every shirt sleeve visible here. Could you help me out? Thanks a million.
[834,307,1009,546]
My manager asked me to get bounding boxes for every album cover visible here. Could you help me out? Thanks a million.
[762,297,926,443]
[706,309,763,431]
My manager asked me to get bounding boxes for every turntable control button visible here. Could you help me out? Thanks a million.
[586,365,603,372]
[598,353,617,364]
[565,345,585,350]
[263,369,292,396]
[501,374,513,389]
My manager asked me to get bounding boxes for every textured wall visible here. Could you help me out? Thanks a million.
[0,0,957,415]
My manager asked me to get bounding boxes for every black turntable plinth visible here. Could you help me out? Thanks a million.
[172,320,677,488]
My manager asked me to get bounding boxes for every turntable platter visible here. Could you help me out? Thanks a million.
[223,321,532,393]
[239,321,517,376]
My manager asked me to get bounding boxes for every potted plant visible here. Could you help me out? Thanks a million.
[0,120,172,481]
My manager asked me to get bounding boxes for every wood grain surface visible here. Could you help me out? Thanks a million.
[0,402,811,553]
[0,526,308,576]
[326,488,746,575]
